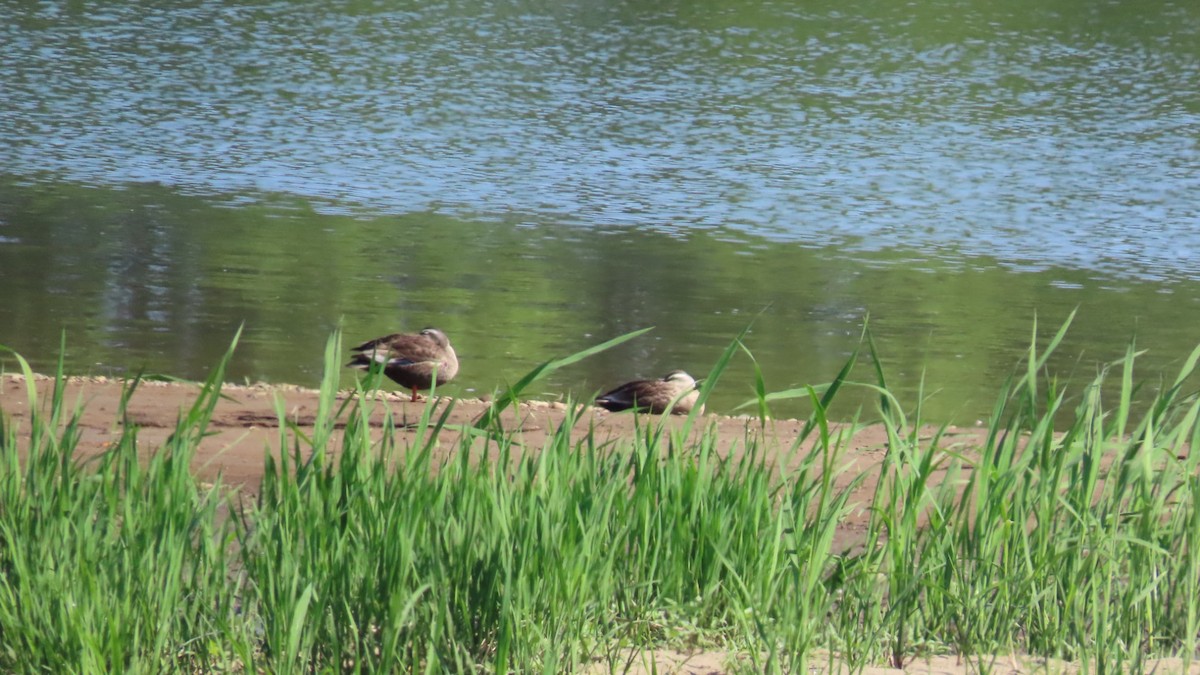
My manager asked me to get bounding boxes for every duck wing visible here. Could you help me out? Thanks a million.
[596,379,660,412]
[350,333,442,367]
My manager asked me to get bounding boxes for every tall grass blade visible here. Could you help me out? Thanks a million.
[473,326,653,430]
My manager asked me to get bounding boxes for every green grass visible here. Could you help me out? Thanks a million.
[2,319,1200,673]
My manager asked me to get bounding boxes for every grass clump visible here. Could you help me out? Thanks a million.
[1,317,1200,672]
[0,335,250,672]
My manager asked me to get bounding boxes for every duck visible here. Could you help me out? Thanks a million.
[594,370,702,415]
[348,327,459,401]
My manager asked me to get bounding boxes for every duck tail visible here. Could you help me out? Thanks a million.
[346,352,376,370]
[594,395,632,412]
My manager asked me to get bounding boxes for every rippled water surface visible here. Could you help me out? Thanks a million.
[2,0,1199,420]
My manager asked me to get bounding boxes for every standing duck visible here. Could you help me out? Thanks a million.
[594,370,702,415]
[348,327,459,401]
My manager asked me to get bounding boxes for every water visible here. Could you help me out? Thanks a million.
[2,0,1199,422]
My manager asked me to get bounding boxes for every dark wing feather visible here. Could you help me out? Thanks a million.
[352,333,440,365]
[595,379,657,412]
[349,332,411,355]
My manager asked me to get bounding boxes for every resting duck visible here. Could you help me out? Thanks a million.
[595,370,702,415]
[348,327,459,401]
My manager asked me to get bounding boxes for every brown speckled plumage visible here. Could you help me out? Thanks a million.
[348,327,458,401]
[595,370,701,415]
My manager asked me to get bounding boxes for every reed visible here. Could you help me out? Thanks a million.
[1,318,1198,672]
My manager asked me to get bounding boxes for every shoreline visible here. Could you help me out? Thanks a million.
[1,371,992,553]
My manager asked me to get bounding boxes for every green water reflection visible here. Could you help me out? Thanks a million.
[3,178,1197,423]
